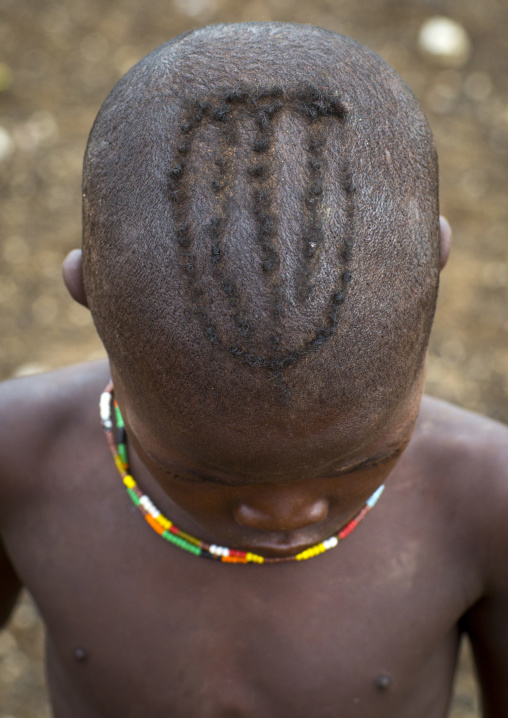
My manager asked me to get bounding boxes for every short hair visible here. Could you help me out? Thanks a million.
[82,23,439,421]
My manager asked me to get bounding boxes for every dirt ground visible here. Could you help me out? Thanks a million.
[1,0,507,715]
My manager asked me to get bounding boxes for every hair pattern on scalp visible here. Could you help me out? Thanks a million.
[82,23,441,413]
[167,83,352,374]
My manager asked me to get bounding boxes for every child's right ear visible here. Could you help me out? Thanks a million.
[62,249,89,308]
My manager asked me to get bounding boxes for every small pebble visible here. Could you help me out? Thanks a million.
[172,0,216,18]
[464,71,492,102]
[0,126,14,162]
[418,17,471,68]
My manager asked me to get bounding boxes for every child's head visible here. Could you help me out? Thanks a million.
[68,24,442,520]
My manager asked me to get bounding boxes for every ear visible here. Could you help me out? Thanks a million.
[439,216,452,270]
[62,249,89,308]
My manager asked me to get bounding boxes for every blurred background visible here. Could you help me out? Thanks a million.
[1,0,507,715]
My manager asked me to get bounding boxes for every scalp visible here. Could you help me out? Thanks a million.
[82,23,439,423]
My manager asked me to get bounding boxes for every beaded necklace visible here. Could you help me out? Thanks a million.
[100,382,385,564]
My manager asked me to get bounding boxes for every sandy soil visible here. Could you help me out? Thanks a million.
[1,0,507,714]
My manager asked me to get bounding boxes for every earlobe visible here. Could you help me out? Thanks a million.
[62,249,89,308]
[439,216,452,270]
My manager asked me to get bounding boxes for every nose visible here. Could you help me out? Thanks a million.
[233,492,329,532]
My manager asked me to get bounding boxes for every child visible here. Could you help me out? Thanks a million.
[1,22,507,717]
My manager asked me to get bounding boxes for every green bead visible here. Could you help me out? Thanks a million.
[118,444,128,465]
[114,405,124,428]
[180,539,201,556]
[127,488,140,506]
[160,531,201,556]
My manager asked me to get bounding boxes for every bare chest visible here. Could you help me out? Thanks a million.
[8,485,468,718]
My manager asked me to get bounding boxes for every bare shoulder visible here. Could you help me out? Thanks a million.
[0,360,110,519]
[417,403,508,712]
[416,394,508,478]
[415,395,508,582]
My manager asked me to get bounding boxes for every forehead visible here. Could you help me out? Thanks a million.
[114,368,422,481]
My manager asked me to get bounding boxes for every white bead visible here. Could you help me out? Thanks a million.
[324,537,338,549]
[210,545,219,555]
[100,392,112,421]
[139,496,159,518]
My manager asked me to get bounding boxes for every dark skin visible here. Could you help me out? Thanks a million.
[3,221,508,718]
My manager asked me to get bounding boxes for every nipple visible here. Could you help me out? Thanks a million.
[73,646,88,663]
[375,673,392,691]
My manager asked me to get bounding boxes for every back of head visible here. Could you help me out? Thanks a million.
[82,23,439,427]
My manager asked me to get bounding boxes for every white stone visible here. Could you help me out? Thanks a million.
[418,17,471,68]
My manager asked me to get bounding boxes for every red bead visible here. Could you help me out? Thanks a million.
[339,519,358,539]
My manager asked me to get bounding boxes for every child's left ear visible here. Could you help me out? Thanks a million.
[62,249,88,308]
[439,216,452,270]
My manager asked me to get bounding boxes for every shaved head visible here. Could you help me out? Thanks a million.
[82,23,439,429]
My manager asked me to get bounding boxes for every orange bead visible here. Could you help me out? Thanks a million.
[146,514,165,535]
[222,555,246,563]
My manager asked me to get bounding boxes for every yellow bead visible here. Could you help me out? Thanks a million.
[156,515,171,530]
[123,475,136,489]
[246,552,264,564]
[178,530,201,547]
[296,548,311,560]
[114,455,126,474]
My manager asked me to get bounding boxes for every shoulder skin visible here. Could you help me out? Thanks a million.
[0,361,110,627]
[0,361,110,516]
[416,395,508,717]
